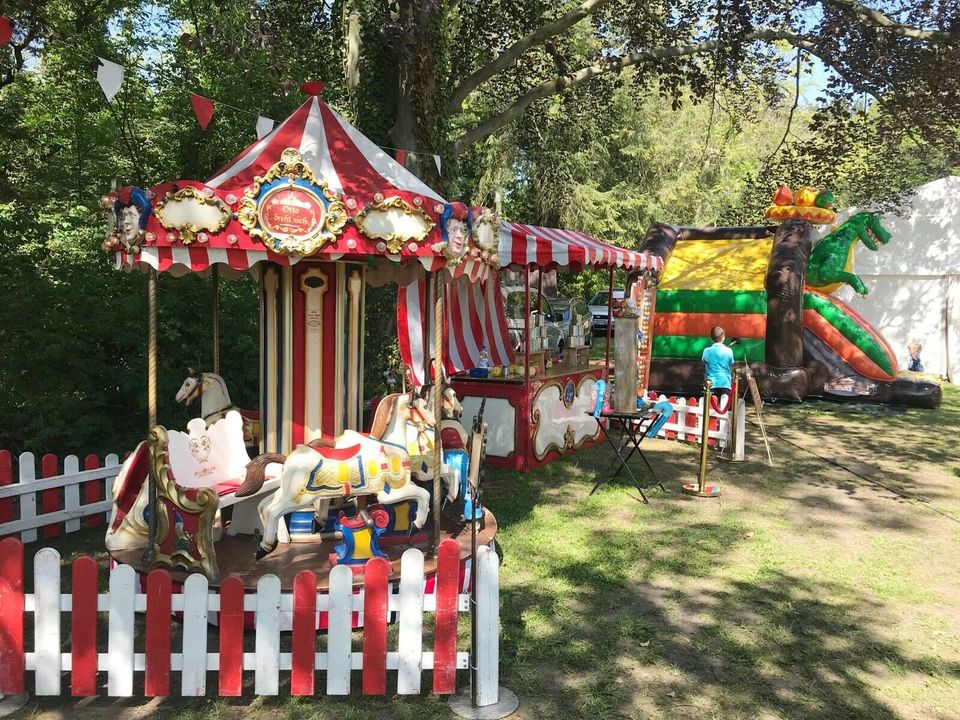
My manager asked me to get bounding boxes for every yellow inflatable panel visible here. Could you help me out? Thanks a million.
[660,238,774,291]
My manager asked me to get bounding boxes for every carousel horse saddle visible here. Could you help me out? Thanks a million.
[307,436,363,461]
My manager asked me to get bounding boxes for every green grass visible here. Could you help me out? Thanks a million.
[17,386,960,719]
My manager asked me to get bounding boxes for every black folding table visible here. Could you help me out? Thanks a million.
[588,409,666,502]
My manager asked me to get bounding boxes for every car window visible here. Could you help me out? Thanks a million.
[589,292,608,306]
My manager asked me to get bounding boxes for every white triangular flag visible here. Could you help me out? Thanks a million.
[433,154,441,176]
[256,116,274,139]
[96,58,124,101]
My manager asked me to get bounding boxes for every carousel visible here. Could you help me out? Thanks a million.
[100,87,498,603]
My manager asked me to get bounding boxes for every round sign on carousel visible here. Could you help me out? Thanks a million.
[258,185,326,240]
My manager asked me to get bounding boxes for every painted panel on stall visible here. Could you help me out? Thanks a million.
[459,397,516,458]
[531,375,600,460]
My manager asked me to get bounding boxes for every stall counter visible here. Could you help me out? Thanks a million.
[452,363,605,471]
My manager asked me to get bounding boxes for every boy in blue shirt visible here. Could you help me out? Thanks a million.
[702,326,734,412]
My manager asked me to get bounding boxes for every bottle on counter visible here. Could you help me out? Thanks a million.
[478,345,491,369]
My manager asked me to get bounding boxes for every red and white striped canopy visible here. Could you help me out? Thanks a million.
[206,96,445,203]
[498,221,663,272]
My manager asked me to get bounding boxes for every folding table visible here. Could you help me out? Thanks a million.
[587,408,666,502]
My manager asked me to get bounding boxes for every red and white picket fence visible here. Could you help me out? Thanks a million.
[0,450,120,543]
[0,536,501,702]
[648,392,746,459]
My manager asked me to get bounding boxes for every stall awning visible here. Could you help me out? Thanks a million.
[498,222,664,272]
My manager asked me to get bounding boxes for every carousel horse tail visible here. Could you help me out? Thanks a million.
[235,452,286,497]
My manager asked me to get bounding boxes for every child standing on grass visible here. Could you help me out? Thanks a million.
[908,341,924,372]
[702,325,734,412]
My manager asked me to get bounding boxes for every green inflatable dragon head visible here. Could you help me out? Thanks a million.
[807,212,893,296]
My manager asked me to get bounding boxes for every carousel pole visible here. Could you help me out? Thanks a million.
[432,271,444,555]
[142,267,159,565]
[604,267,614,375]
[211,265,221,376]
[524,264,531,381]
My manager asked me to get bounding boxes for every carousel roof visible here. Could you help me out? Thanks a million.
[110,95,458,276]
[498,222,664,273]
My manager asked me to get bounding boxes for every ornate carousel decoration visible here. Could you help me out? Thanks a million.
[356,195,435,254]
[237,147,349,256]
[154,185,232,245]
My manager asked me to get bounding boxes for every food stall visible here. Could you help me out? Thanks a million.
[449,222,663,471]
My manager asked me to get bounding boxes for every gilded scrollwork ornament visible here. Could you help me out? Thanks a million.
[355,195,436,254]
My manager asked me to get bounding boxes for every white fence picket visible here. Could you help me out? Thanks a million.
[104,453,119,508]
[397,548,425,694]
[326,564,353,695]
[33,548,61,696]
[18,452,37,543]
[107,564,137,696]
[475,544,500,707]
[181,574,209,696]
[63,455,81,533]
[254,574,281,695]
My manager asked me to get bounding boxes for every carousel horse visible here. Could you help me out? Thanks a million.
[175,369,260,448]
[237,392,435,559]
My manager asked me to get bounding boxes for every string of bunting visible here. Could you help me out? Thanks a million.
[1,14,443,172]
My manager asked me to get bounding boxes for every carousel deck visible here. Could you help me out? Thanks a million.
[110,509,497,590]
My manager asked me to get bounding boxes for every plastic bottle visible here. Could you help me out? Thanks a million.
[593,380,606,417]
[478,345,491,369]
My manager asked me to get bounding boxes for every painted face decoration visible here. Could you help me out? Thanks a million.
[120,205,142,244]
[446,218,467,260]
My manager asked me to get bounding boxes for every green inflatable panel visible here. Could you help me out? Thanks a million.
[656,289,768,314]
[802,292,893,375]
[652,335,766,362]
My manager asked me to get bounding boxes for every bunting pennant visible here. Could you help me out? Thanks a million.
[95,58,124,101]
[255,116,274,139]
[433,154,442,176]
[395,149,408,166]
[189,92,215,130]
[0,17,12,46]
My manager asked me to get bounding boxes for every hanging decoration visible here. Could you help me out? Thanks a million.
[395,149,408,166]
[764,185,837,224]
[0,16,13,46]
[190,93,215,130]
[255,116,274,139]
[433,154,442,176]
[236,147,348,255]
[95,58,124,101]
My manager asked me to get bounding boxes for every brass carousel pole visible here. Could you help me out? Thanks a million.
[432,271,444,554]
[211,265,221,376]
[142,267,159,565]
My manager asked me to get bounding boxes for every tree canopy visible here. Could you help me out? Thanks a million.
[1,0,959,454]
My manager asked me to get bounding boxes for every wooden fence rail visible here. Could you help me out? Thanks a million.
[0,537,501,700]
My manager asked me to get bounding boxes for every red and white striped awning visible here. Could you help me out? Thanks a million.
[498,221,663,272]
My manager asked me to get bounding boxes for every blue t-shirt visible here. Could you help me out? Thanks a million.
[702,342,734,390]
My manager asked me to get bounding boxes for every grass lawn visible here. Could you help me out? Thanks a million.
[16,385,960,720]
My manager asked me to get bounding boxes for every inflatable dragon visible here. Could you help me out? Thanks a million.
[806,212,892,296]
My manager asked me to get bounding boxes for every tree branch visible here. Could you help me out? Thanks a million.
[445,0,611,116]
[451,28,799,155]
[819,0,960,41]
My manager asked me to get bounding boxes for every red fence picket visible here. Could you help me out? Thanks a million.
[0,451,12,530]
[145,570,172,696]
[83,454,104,529]
[40,454,60,540]
[0,537,24,694]
[291,571,317,695]
[432,539,460,694]
[218,576,245,697]
[361,557,389,695]
[71,556,99,696]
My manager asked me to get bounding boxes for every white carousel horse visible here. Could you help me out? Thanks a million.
[175,369,260,447]
[237,393,435,559]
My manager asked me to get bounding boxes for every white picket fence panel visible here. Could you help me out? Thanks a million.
[0,452,120,542]
[650,395,746,458]
[11,544,501,700]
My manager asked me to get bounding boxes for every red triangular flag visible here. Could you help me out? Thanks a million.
[395,149,408,166]
[189,93,215,130]
[0,17,13,46]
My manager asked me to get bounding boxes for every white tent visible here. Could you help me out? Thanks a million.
[834,176,960,382]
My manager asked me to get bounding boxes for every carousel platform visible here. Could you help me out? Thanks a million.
[110,509,497,590]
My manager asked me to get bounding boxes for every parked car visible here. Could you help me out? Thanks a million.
[588,289,625,335]
[548,298,592,350]
[502,285,565,355]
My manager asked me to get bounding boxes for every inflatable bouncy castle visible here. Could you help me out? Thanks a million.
[638,216,941,409]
